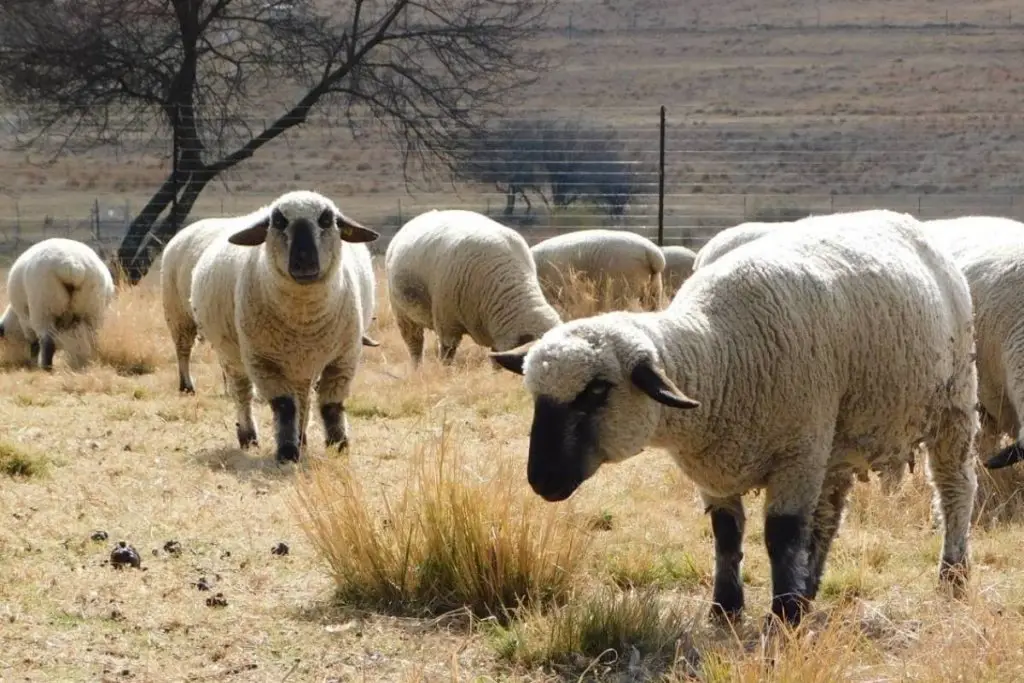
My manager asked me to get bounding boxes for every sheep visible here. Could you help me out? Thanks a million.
[492,210,978,627]
[661,245,697,298]
[161,211,261,394]
[917,216,1024,473]
[189,190,379,464]
[0,237,115,370]
[162,209,380,395]
[384,209,561,367]
[531,229,665,312]
[692,221,783,271]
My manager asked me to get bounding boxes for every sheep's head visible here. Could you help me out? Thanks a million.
[228,190,378,284]
[492,313,699,502]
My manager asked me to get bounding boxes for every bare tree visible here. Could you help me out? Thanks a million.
[0,0,553,283]
[456,117,643,217]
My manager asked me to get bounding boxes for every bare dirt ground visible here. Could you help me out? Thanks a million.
[2,263,1024,682]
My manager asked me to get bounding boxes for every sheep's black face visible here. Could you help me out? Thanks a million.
[527,378,611,501]
[282,209,324,283]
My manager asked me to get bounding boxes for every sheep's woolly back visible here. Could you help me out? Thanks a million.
[385,209,561,351]
[522,210,977,500]
[925,216,1024,444]
[2,238,115,356]
[161,206,269,337]
[692,221,785,270]
[532,228,665,282]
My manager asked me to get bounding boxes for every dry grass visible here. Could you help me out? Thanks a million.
[2,261,1024,680]
[543,267,664,321]
[94,281,166,376]
[292,421,590,619]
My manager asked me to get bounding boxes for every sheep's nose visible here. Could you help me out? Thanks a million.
[288,220,321,282]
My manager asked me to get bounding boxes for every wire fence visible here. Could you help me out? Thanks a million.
[3,103,1024,261]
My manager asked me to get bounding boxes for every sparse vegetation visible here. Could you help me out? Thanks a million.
[0,439,48,477]
[292,421,590,619]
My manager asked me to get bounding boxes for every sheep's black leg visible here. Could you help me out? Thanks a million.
[320,402,347,450]
[706,497,746,622]
[29,339,40,364]
[270,395,300,463]
[764,513,811,625]
[39,334,56,371]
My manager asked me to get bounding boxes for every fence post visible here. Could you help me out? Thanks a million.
[657,105,666,247]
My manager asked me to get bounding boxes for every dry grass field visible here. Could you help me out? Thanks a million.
[4,261,1024,682]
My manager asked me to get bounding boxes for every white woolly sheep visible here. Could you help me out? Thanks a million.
[190,190,379,463]
[691,210,939,491]
[920,216,1024,473]
[531,229,665,311]
[162,208,379,395]
[161,211,261,394]
[692,221,783,271]
[384,209,561,367]
[493,211,978,627]
[661,245,697,298]
[0,237,115,370]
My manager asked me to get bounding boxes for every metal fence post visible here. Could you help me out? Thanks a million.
[657,105,666,246]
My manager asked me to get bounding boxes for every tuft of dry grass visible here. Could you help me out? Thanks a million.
[95,277,170,376]
[543,266,664,321]
[292,420,591,620]
[0,439,49,478]
[490,587,698,676]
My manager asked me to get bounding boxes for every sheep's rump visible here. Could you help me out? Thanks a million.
[925,216,1024,441]
[7,237,113,333]
[679,211,975,469]
[661,245,697,296]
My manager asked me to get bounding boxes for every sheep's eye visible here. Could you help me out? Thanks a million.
[317,209,334,230]
[573,378,613,412]
[271,210,288,231]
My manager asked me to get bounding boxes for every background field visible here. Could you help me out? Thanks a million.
[2,0,1024,259]
[6,0,1024,680]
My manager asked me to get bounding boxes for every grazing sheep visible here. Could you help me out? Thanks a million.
[918,216,1024,472]
[385,209,561,367]
[190,190,379,463]
[0,237,115,370]
[661,245,697,298]
[493,211,978,627]
[531,229,665,311]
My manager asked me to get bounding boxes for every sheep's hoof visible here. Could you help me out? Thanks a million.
[939,560,969,598]
[276,444,301,464]
[709,602,743,626]
[327,437,349,453]
[235,424,258,449]
[179,380,196,395]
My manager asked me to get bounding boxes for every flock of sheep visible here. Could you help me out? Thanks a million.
[4,193,1024,631]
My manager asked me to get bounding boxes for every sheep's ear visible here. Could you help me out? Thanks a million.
[630,361,700,409]
[336,213,380,243]
[228,216,271,246]
[361,334,380,347]
[490,340,537,376]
